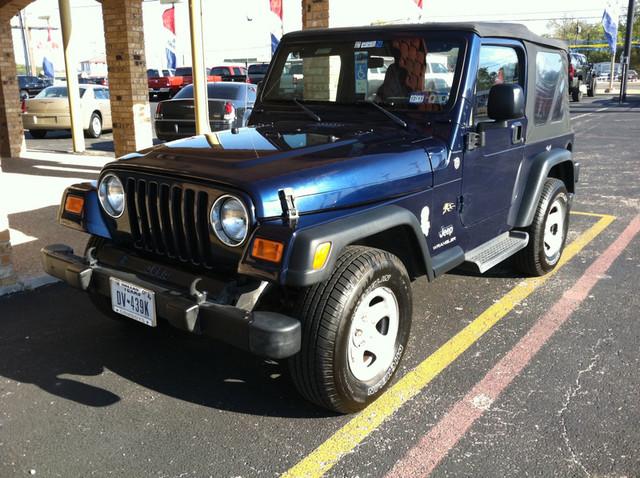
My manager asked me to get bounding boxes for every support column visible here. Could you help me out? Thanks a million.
[102,0,153,157]
[58,0,85,152]
[0,16,26,159]
[188,0,209,135]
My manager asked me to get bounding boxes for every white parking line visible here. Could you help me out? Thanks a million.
[572,107,610,120]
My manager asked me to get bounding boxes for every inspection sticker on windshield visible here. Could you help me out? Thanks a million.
[409,93,426,104]
[355,40,383,48]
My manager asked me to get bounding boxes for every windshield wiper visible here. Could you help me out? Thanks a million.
[292,98,322,122]
[357,100,407,129]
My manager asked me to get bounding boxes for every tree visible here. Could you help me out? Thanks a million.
[545,6,640,69]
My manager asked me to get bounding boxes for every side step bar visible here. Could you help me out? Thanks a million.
[464,231,529,273]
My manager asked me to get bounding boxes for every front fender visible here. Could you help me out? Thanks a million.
[282,205,433,287]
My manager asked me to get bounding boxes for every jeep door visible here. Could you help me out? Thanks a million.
[461,42,526,227]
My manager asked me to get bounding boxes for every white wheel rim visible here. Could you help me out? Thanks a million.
[347,286,399,382]
[543,198,565,261]
[92,116,101,135]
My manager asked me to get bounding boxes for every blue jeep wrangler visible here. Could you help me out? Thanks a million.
[42,22,577,413]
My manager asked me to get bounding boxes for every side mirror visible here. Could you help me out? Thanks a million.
[487,83,525,122]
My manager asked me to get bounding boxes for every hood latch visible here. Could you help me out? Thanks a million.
[278,188,299,229]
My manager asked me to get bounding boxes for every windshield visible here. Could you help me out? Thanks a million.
[262,36,462,112]
[35,86,87,98]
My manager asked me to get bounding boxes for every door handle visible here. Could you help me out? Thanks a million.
[511,122,524,144]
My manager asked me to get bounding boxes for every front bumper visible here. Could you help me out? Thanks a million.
[41,244,301,359]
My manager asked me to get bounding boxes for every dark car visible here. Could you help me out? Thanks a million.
[42,22,578,413]
[247,63,270,84]
[154,82,256,140]
[17,75,52,98]
[569,51,595,100]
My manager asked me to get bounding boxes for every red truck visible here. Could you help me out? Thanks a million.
[148,67,221,99]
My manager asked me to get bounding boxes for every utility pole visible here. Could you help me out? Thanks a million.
[17,12,31,76]
[620,0,636,102]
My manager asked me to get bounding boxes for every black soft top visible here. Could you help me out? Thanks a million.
[284,22,567,52]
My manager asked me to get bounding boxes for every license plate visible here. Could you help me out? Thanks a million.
[109,278,156,326]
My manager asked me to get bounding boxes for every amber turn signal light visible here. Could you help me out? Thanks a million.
[252,238,284,263]
[64,195,85,215]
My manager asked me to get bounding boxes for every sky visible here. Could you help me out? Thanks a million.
[11,0,622,74]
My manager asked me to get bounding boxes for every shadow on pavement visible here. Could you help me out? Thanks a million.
[1,156,103,181]
[0,283,327,419]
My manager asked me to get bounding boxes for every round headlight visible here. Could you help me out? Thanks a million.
[210,195,249,247]
[98,173,125,218]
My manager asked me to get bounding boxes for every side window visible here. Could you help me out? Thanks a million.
[535,51,566,125]
[475,45,521,120]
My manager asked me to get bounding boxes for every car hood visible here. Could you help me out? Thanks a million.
[109,123,446,218]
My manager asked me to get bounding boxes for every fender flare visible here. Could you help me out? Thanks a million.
[509,148,576,228]
[283,205,434,287]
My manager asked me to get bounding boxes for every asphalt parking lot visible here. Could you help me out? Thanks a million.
[24,102,160,156]
[2,96,639,477]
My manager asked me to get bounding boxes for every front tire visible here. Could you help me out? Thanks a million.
[289,246,412,413]
[29,130,48,139]
[515,178,570,276]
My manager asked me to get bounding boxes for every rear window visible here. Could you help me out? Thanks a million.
[248,64,269,74]
[35,86,87,98]
[175,67,192,76]
[534,51,567,125]
[173,83,254,100]
[210,67,228,76]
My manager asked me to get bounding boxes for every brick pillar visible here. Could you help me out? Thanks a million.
[302,0,329,29]
[0,16,26,159]
[102,0,153,157]
[301,0,334,101]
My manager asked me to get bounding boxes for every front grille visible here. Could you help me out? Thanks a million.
[125,177,215,268]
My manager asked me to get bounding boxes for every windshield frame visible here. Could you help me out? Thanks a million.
[260,31,468,118]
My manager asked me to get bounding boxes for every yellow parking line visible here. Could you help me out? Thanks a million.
[282,212,616,478]
[570,211,613,218]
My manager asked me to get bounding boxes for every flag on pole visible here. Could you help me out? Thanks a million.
[40,25,58,78]
[162,6,177,70]
[269,0,283,20]
[269,0,283,57]
[602,1,619,53]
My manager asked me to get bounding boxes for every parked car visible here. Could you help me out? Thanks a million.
[22,84,112,138]
[210,65,248,82]
[154,82,256,140]
[593,62,622,81]
[78,75,108,86]
[171,67,222,97]
[568,51,595,100]
[17,75,52,98]
[42,22,578,413]
[247,63,270,84]
[627,69,638,81]
[147,68,179,99]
